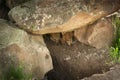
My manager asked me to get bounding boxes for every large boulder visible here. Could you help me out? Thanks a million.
[8,0,120,34]
[74,18,114,49]
[45,39,113,80]
[0,19,53,79]
[82,64,120,80]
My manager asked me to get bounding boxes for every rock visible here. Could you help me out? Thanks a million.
[8,0,120,34]
[5,0,30,9]
[74,18,114,49]
[0,19,53,79]
[82,64,120,80]
[45,39,113,80]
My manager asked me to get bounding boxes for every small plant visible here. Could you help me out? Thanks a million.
[110,16,120,63]
[2,65,32,80]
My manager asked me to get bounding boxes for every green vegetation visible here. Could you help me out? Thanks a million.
[110,16,120,63]
[2,65,32,80]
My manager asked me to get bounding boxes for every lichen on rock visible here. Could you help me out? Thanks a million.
[8,0,120,34]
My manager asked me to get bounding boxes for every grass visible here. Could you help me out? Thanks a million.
[2,65,32,80]
[110,16,120,63]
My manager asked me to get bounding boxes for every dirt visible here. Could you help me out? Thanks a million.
[44,36,113,80]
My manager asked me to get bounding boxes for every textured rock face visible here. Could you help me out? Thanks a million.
[45,39,113,80]
[8,0,120,34]
[5,0,30,9]
[74,18,114,49]
[82,64,120,80]
[0,19,53,79]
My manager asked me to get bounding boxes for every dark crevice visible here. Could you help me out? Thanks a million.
[0,0,10,20]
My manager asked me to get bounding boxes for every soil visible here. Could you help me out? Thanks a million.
[44,36,113,80]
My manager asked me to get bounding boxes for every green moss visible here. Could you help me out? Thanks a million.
[2,65,32,80]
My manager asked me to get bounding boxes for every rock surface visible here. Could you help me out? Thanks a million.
[82,64,120,80]
[74,18,114,49]
[45,38,113,80]
[0,19,53,79]
[8,0,120,34]
[5,0,30,9]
